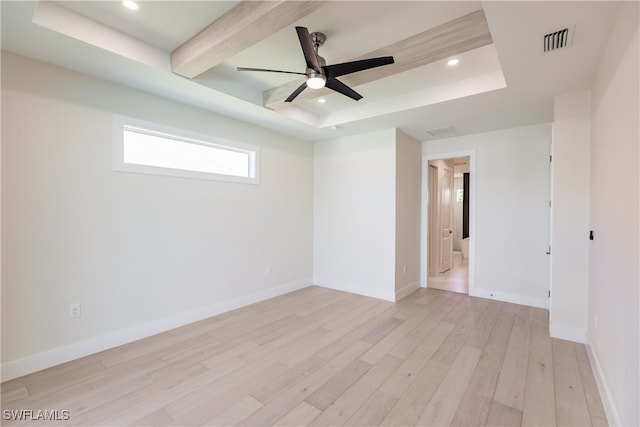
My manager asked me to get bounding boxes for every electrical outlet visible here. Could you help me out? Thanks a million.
[402,265,407,274]
[69,304,81,319]
[594,315,598,330]
[265,264,272,276]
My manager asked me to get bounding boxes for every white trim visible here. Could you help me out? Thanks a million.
[314,279,395,302]
[0,279,311,382]
[469,287,549,309]
[395,281,420,301]
[586,343,617,427]
[112,115,260,185]
[421,150,476,293]
[549,323,588,344]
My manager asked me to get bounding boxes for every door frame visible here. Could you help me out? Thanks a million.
[421,150,477,292]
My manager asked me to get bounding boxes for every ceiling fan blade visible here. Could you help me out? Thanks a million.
[326,78,362,101]
[285,82,308,103]
[296,26,321,72]
[237,67,307,76]
[324,56,395,79]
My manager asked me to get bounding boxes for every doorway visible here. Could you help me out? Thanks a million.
[422,154,473,294]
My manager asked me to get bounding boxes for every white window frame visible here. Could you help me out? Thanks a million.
[113,115,260,184]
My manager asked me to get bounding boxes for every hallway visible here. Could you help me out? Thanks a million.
[427,251,469,294]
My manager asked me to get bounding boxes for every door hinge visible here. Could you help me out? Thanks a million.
[549,155,553,162]
[546,245,551,255]
[548,290,551,297]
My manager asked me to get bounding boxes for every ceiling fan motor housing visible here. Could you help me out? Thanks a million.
[237,26,394,102]
[310,32,327,50]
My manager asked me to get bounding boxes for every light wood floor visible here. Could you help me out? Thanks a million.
[1,286,607,426]
[428,251,469,294]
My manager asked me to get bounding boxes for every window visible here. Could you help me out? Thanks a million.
[113,116,259,184]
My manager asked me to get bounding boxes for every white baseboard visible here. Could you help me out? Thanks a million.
[469,287,549,309]
[1,279,312,382]
[395,281,420,301]
[314,278,395,302]
[586,342,619,427]
[549,323,588,344]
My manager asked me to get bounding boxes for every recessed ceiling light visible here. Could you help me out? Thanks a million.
[123,0,139,11]
[447,58,459,66]
[318,98,326,104]
[331,126,338,130]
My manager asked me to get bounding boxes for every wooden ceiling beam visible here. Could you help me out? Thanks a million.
[264,9,493,109]
[171,0,325,79]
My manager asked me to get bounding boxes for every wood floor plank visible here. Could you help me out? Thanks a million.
[166,361,290,424]
[201,341,259,369]
[321,297,383,331]
[19,359,107,398]
[237,340,371,426]
[70,362,210,426]
[431,302,483,365]
[574,343,608,426]
[20,356,166,418]
[251,356,326,405]
[361,317,404,345]
[273,401,321,427]
[308,354,402,426]
[359,303,440,365]
[416,346,482,426]
[380,320,455,399]
[130,407,174,426]
[522,308,557,426]
[1,287,605,427]
[204,395,263,427]
[344,390,398,426]
[493,305,532,411]
[241,298,369,364]
[305,359,372,410]
[486,401,523,426]
[315,305,398,361]
[0,385,29,405]
[464,299,503,350]
[451,306,516,426]
[412,287,448,305]
[387,291,458,360]
[553,338,592,426]
[379,358,449,426]
[362,292,456,364]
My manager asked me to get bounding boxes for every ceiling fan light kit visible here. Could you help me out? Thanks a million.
[237,26,394,102]
[306,74,326,89]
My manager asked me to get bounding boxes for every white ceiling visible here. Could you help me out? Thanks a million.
[1,1,622,142]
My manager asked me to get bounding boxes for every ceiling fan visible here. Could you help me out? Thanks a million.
[237,26,395,102]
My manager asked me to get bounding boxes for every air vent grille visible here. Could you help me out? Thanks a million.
[543,27,572,52]
[426,126,456,137]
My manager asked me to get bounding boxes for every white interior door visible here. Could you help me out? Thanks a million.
[428,164,439,276]
[439,164,454,273]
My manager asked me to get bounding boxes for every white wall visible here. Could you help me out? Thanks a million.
[1,52,314,380]
[394,130,421,298]
[550,91,591,343]
[313,129,397,301]
[313,128,421,301]
[587,2,639,425]
[422,124,551,308]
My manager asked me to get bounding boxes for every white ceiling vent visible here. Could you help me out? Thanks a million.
[426,126,457,137]
[543,25,574,52]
